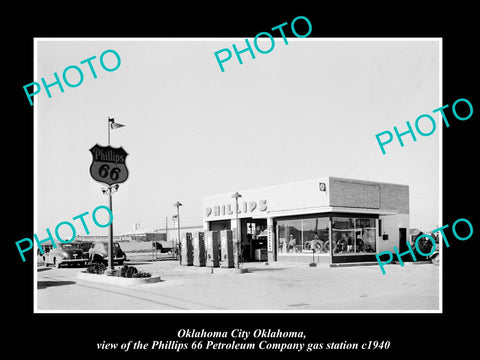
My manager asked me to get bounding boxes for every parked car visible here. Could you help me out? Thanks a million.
[38,243,54,256]
[429,247,440,265]
[88,241,127,265]
[43,242,86,268]
[75,241,94,260]
[152,241,178,257]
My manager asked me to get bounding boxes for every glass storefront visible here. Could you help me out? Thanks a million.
[276,215,377,256]
[332,217,376,255]
[209,220,231,232]
[276,217,330,254]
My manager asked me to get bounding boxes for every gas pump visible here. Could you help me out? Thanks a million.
[205,231,220,267]
[192,231,206,267]
[220,230,234,268]
[181,232,193,266]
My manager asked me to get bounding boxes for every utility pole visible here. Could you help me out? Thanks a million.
[232,192,242,269]
[173,201,182,264]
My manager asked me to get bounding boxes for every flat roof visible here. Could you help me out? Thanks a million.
[204,176,408,199]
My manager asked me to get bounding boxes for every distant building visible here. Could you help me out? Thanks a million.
[74,235,133,242]
[74,225,204,248]
[152,225,204,247]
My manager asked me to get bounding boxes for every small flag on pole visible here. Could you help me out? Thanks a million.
[109,117,125,129]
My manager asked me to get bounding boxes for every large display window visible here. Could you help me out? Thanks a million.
[332,217,376,255]
[276,217,330,255]
[276,215,377,256]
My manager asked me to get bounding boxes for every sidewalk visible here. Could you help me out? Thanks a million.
[36,260,440,312]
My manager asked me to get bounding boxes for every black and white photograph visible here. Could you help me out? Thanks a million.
[33,38,441,313]
[7,5,478,358]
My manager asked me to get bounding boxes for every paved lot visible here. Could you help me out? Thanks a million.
[36,260,439,312]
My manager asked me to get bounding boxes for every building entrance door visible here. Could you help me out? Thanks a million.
[240,218,267,262]
[398,228,412,260]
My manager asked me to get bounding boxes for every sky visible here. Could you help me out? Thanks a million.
[35,38,440,239]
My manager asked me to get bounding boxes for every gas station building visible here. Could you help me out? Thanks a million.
[202,176,409,264]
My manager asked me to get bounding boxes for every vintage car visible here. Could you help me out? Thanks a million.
[152,241,178,257]
[43,242,86,268]
[88,241,127,265]
[75,241,94,259]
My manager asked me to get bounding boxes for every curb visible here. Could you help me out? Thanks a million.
[175,265,250,274]
[329,262,380,268]
[77,271,162,286]
[224,268,249,274]
[392,260,433,265]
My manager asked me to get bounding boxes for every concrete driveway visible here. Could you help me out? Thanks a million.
[35,261,439,312]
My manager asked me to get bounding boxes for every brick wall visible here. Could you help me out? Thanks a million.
[329,177,409,214]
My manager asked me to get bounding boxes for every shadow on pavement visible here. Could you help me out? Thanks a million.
[125,261,153,266]
[37,267,52,273]
[126,257,178,263]
[38,280,76,290]
[152,258,178,262]
[126,259,178,265]
[247,267,287,272]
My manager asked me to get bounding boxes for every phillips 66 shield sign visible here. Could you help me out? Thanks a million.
[89,144,129,185]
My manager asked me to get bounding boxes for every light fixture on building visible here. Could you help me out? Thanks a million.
[231,192,242,269]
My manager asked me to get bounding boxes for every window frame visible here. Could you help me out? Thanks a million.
[274,213,379,258]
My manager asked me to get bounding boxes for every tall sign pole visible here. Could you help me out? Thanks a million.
[107,118,114,272]
[107,184,114,271]
[89,117,128,274]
